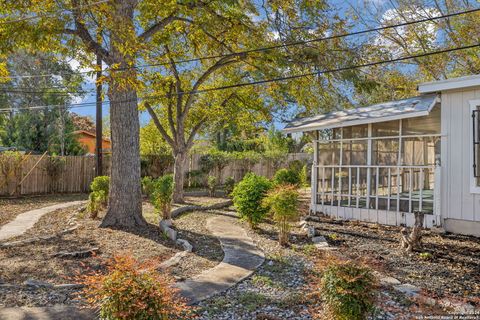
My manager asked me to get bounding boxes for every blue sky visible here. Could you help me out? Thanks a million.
[71,0,388,128]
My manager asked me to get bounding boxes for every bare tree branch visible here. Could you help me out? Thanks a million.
[183,54,245,115]
[186,118,206,148]
[144,102,175,147]
[138,12,183,41]
[70,0,113,65]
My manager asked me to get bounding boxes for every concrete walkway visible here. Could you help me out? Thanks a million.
[0,305,95,320]
[0,201,86,241]
[177,215,265,304]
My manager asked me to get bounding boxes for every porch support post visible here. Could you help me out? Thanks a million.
[434,161,442,226]
[367,124,372,209]
[311,131,319,214]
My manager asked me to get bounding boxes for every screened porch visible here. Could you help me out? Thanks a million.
[285,94,442,228]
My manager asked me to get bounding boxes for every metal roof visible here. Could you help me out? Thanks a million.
[418,74,480,93]
[283,94,440,133]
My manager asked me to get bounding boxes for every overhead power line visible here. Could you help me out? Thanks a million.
[0,7,478,81]
[0,42,478,113]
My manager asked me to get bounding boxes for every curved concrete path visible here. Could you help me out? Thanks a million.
[176,215,265,304]
[0,201,86,241]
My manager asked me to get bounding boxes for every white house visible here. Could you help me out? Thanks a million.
[284,75,480,237]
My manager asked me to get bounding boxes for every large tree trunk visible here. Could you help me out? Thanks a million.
[173,150,187,203]
[99,0,144,228]
[100,87,146,228]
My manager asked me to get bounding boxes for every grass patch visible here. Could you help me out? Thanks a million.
[252,274,275,287]
[237,292,269,311]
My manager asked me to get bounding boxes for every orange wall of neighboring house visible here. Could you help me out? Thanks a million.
[75,131,111,154]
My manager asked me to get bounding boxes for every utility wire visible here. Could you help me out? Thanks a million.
[0,7,478,81]
[0,42,478,113]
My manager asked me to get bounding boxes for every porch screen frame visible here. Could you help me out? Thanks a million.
[314,111,442,217]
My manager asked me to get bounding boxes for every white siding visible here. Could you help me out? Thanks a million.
[441,88,480,222]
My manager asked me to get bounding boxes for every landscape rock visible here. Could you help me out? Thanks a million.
[380,276,401,286]
[176,238,193,252]
[312,236,327,243]
[307,226,316,238]
[24,279,53,288]
[393,283,420,297]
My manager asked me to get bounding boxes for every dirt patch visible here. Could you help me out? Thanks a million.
[0,208,180,286]
[0,194,87,226]
[308,215,480,305]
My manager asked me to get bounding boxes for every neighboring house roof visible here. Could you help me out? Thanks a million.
[418,74,480,93]
[283,94,439,133]
[74,130,111,142]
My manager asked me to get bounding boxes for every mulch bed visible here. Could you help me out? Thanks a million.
[308,215,480,305]
[0,193,88,226]
[0,205,180,291]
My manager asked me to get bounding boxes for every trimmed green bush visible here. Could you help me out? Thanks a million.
[321,259,377,320]
[224,176,235,197]
[232,173,272,228]
[87,176,110,219]
[151,174,174,220]
[273,168,300,186]
[262,184,300,245]
[299,164,308,187]
[207,175,217,197]
[141,176,155,197]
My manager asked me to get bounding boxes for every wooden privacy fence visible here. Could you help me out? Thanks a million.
[0,152,311,197]
[0,155,98,196]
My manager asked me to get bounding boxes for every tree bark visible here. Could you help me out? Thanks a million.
[100,0,145,228]
[100,87,146,228]
[173,150,187,203]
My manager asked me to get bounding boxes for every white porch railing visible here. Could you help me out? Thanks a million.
[311,164,442,227]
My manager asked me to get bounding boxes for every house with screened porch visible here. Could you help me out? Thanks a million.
[285,75,480,237]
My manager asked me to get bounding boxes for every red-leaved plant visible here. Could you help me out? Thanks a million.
[76,255,195,320]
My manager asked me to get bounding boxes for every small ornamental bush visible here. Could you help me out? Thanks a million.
[320,257,377,320]
[273,168,300,186]
[300,164,308,187]
[262,184,300,245]
[78,255,194,320]
[87,176,110,219]
[151,174,174,220]
[232,173,272,228]
[224,176,235,197]
[141,176,155,197]
[207,175,217,197]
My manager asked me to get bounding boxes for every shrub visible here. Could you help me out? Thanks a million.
[232,173,272,228]
[224,176,235,197]
[207,175,217,197]
[299,164,308,187]
[87,176,110,219]
[151,174,174,220]
[141,176,155,197]
[78,255,194,320]
[320,258,377,320]
[288,160,304,175]
[262,185,300,245]
[273,168,300,186]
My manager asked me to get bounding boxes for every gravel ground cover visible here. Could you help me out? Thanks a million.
[0,193,87,226]
[308,215,480,306]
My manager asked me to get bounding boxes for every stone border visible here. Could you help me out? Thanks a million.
[170,199,233,218]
